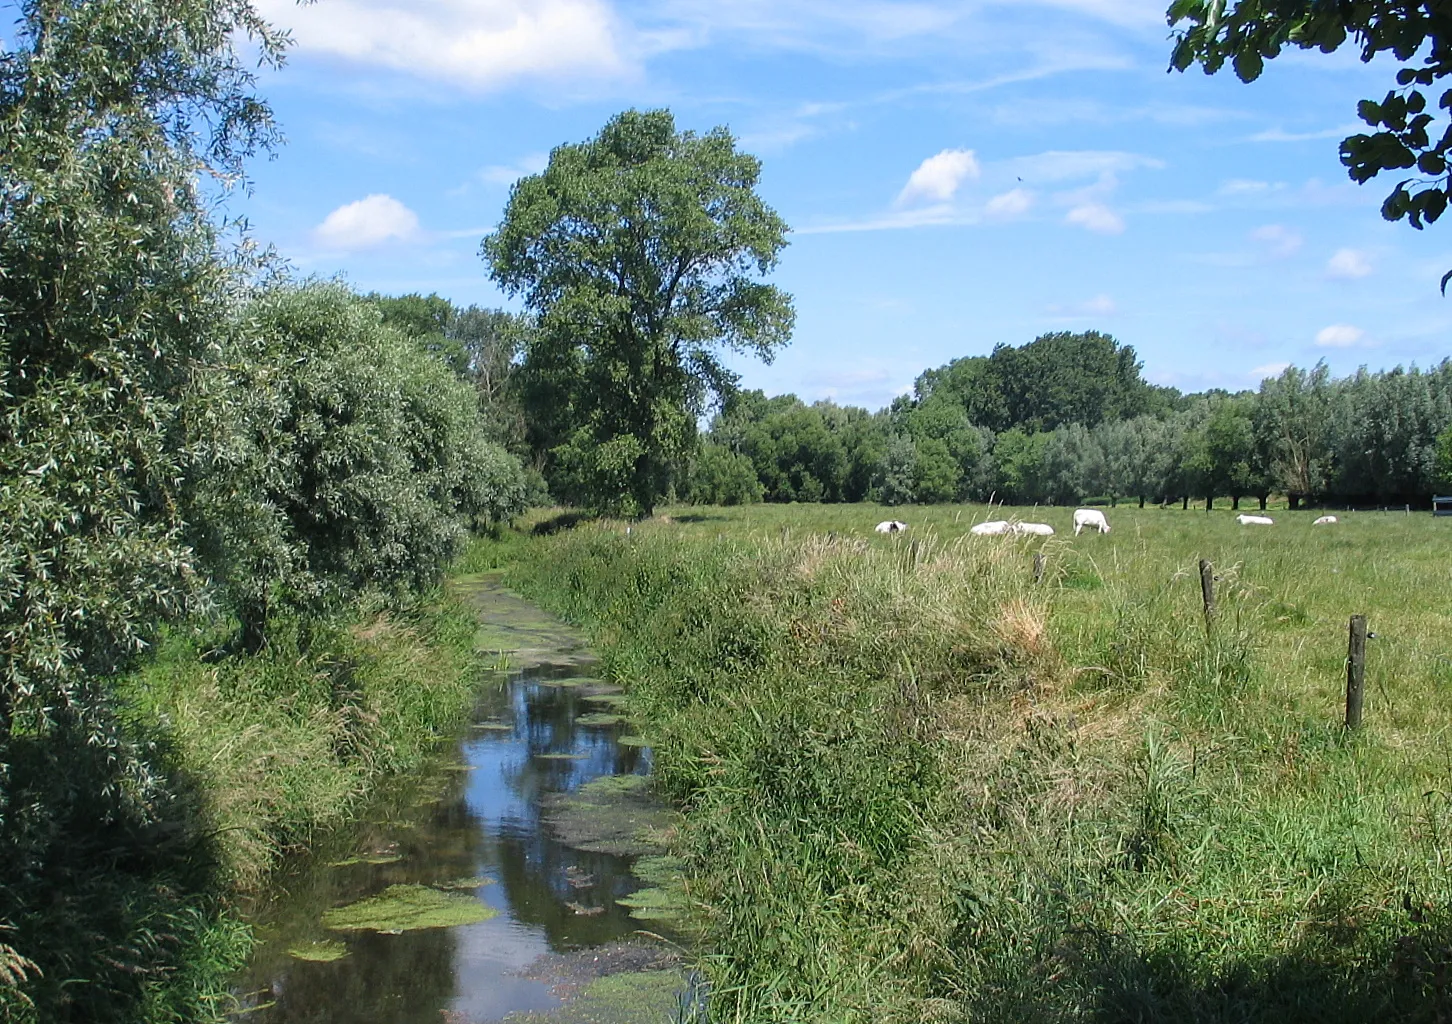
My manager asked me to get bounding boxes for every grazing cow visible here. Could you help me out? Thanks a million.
[1313,515,1338,525]
[1010,522,1055,536]
[970,520,1010,536]
[1236,514,1274,525]
[1072,509,1110,536]
[875,520,908,534]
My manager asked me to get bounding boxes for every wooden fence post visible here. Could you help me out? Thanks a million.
[1345,614,1367,729]
[1033,551,1046,585]
[1199,559,1216,629]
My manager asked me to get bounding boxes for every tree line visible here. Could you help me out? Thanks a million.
[685,335,1452,509]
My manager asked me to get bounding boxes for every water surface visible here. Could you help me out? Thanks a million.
[229,580,680,1023]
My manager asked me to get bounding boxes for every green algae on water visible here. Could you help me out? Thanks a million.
[613,887,680,921]
[580,693,628,708]
[287,939,350,963]
[542,774,676,857]
[631,855,686,886]
[617,734,648,748]
[575,712,625,727]
[503,969,688,1024]
[536,752,589,760]
[322,884,496,933]
[327,853,403,867]
[435,876,496,890]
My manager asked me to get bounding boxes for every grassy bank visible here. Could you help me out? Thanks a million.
[495,502,1452,1022]
[0,590,483,1023]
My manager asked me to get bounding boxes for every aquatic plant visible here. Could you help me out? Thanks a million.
[322,884,497,933]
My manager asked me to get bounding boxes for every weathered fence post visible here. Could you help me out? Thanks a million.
[908,538,921,571]
[1033,551,1046,585]
[1199,559,1216,628]
[1345,614,1367,729]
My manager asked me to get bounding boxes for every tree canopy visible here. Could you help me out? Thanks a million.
[1170,1,1452,281]
[483,108,795,516]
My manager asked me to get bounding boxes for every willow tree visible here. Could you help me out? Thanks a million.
[483,109,795,517]
[0,0,284,742]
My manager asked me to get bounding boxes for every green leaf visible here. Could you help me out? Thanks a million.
[1233,49,1264,82]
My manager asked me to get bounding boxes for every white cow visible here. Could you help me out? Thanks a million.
[1236,514,1275,525]
[1010,522,1055,536]
[1313,515,1338,525]
[1072,509,1110,536]
[970,520,1010,536]
[875,520,908,534]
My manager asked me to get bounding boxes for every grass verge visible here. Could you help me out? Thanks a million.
[0,589,482,1023]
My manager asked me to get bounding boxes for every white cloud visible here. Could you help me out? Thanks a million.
[1315,324,1365,348]
[897,149,980,206]
[1065,203,1124,234]
[984,188,1034,220]
[1251,223,1302,257]
[253,0,630,92]
[313,194,421,250]
[1326,248,1373,279]
[1251,361,1290,378]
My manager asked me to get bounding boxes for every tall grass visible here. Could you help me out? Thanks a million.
[0,590,483,1023]
[497,503,1452,1022]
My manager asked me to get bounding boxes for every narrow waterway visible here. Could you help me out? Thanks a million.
[228,578,687,1024]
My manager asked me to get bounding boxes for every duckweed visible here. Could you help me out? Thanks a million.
[287,939,350,963]
[322,884,496,933]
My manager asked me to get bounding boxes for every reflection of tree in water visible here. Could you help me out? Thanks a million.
[252,927,458,1024]
[484,672,654,949]
[490,831,643,949]
[234,773,488,1022]
[231,659,662,1021]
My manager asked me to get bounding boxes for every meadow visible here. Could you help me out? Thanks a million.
[487,500,1452,1023]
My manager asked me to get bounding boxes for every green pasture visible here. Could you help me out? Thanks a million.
[497,502,1452,1022]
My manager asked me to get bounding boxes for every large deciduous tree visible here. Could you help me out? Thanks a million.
[482,109,795,517]
[1170,1,1452,282]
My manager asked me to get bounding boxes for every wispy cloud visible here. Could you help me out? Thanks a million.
[984,187,1034,220]
[1247,124,1361,143]
[1251,361,1291,378]
[1315,323,1366,348]
[1218,178,1284,196]
[1251,223,1302,257]
[1326,247,1373,279]
[1065,202,1125,234]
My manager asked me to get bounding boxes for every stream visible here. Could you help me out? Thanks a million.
[227,578,691,1024]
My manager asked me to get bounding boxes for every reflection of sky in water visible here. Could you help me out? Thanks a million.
[230,632,658,1024]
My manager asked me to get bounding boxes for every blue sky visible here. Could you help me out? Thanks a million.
[69,1,1452,408]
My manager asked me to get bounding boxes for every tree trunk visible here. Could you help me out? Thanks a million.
[1232,495,1240,510]
[1289,493,1301,510]
[240,600,269,656]
[1182,496,1189,510]
[1259,495,1268,511]
[1139,496,1145,509]
[1206,496,1213,511]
